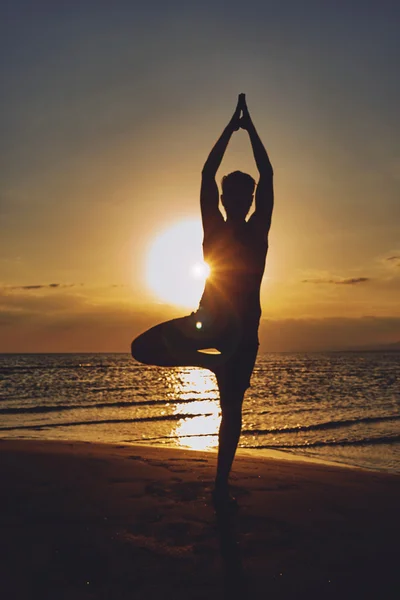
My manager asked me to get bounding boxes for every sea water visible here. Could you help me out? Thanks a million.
[1,352,399,473]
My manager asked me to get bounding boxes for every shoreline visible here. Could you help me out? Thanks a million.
[1,439,399,599]
[2,433,394,475]
[1,436,351,469]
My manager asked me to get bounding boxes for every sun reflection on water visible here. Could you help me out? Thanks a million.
[165,368,220,451]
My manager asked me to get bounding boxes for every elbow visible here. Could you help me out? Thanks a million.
[260,164,273,178]
[201,166,215,179]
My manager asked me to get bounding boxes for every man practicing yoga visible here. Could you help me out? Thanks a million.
[131,94,274,508]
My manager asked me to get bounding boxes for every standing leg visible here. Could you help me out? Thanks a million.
[213,344,259,508]
[214,380,245,498]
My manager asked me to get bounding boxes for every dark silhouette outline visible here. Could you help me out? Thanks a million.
[131,94,274,509]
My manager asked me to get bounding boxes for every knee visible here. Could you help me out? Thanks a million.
[220,402,243,424]
[131,333,151,363]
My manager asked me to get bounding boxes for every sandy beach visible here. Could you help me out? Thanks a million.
[1,440,399,599]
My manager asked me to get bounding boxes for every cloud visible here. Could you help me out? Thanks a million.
[0,289,86,313]
[8,283,77,290]
[386,255,400,267]
[336,277,370,285]
[302,277,370,285]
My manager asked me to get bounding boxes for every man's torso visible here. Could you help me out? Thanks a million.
[199,219,268,336]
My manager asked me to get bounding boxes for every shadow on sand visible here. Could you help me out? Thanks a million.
[215,507,247,598]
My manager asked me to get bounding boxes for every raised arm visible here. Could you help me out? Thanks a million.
[200,96,244,230]
[240,97,274,234]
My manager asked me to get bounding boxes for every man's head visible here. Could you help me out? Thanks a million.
[221,171,256,221]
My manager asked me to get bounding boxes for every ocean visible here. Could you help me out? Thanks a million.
[1,352,399,473]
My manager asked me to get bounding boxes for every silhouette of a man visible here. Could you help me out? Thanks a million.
[131,94,274,508]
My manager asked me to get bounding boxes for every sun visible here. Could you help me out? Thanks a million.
[146,219,210,308]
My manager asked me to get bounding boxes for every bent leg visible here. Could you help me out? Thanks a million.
[131,315,223,370]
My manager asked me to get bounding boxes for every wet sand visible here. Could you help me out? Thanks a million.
[1,439,399,599]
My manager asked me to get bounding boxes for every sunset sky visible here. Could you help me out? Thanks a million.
[1,0,399,352]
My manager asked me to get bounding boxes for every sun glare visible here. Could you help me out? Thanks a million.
[165,368,220,451]
[146,219,210,308]
[190,261,210,279]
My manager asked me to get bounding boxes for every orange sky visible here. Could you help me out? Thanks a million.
[1,2,399,352]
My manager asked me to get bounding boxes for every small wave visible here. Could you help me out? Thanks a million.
[247,433,400,449]
[242,414,400,437]
[0,412,213,432]
[0,396,215,416]
[0,366,95,373]
[127,432,216,443]
[0,385,140,402]
[0,364,138,374]
[115,431,400,449]
[258,405,320,416]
